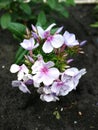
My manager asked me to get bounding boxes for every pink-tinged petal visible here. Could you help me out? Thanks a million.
[22,74,33,82]
[20,38,35,50]
[43,87,51,94]
[10,64,20,73]
[64,67,79,77]
[55,26,63,34]
[21,64,29,74]
[31,24,37,32]
[41,68,60,86]
[31,60,43,74]
[48,68,60,80]
[17,71,24,80]
[79,68,86,76]
[80,40,87,46]
[19,82,31,93]
[51,34,64,48]
[51,82,62,95]
[37,26,45,39]
[63,31,79,47]
[33,81,40,88]
[33,72,43,84]
[12,80,21,87]
[45,61,54,68]
[42,74,55,86]
[42,41,53,53]
[45,23,56,31]
[40,94,58,102]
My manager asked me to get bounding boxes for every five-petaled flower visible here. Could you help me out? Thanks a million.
[31,58,60,86]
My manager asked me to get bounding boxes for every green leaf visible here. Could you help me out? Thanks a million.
[66,0,75,6]
[8,22,26,39]
[47,0,57,9]
[15,49,28,64]
[15,47,25,60]
[0,13,11,29]
[36,11,47,26]
[90,22,98,28]
[19,3,32,15]
[0,0,11,9]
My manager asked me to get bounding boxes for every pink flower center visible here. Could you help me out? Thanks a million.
[57,82,64,87]
[41,66,49,74]
[47,36,53,42]
[44,31,50,38]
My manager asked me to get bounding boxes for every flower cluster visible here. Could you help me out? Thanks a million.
[10,23,86,102]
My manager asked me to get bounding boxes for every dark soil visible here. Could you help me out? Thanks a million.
[0,5,98,130]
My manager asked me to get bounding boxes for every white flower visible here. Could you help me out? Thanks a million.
[12,80,30,93]
[42,34,64,53]
[39,86,59,102]
[31,59,60,86]
[62,67,86,89]
[51,67,86,96]
[40,94,59,102]
[10,64,29,80]
[20,37,39,50]
[63,31,79,47]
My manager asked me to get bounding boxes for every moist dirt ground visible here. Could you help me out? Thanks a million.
[0,4,98,130]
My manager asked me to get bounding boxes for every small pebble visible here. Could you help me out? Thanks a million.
[74,121,77,124]
[60,107,63,111]
[78,111,82,116]
[2,65,5,69]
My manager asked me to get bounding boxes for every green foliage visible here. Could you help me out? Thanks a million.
[7,22,26,40]
[0,13,11,29]
[19,3,32,15]
[36,11,47,26]
[91,22,98,28]
[91,5,98,28]
[0,0,75,39]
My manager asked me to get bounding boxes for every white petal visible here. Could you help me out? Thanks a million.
[43,87,51,94]
[51,34,64,48]
[10,64,20,73]
[17,71,24,80]
[64,67,79,76]
[42,41,53,53]
[45,61,54,68]
[33,72,43,84]
[12,80,21,87]
[41,75,54,86]
[48,68,60,80]
[63,31,79,47]
[33,81,40,88]
[19,82,30,93]
[40,94,57,102]
[45,23,56,31]
[20,38,35,50]
[21,64,29,74]
[37,26,45,39]
[51,82,61,95]
[31,60,43,74]
[42,68,60,86]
